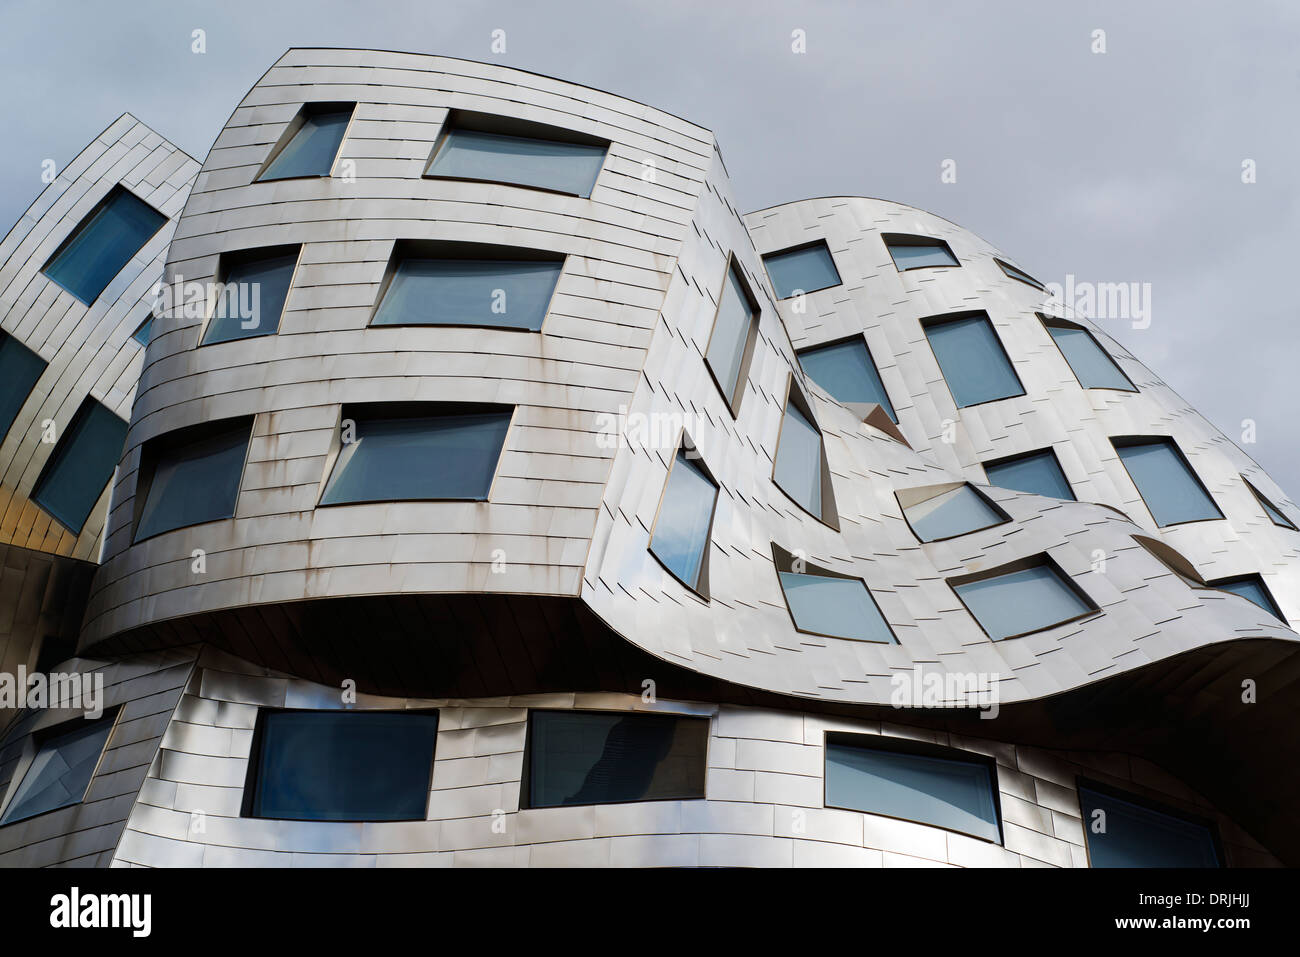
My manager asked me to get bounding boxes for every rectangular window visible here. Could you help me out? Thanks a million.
[797,337,896,421]
[131,315,152,347]
[884,234,959,271]
[704,261,760,415]
[995,258,1044,289]
[42,185,166,305]
[372,245,562,332]
[31,397,127,534]
[825,734,1001,843]
[649,446,719,594]
[1244,478,1296,530]
[201,246,299,346]
[425,113,608,198]
[923,312,1025,408]
[245,710,439,822]
[773,383,837,526]
[983,448,1075,500]
[524,710,709,809]
[1078,783,1220,867]
[1042,317,1135,391]
[320,404,512,506]
[0,332,46,441]
[762,241,841,299]
[133,418,252,542]
[773,545,895,643]
[899,483,1007,542]
[952,557,1097,641]
[1113,438,1223,526]
[1209,574,1284,620]
[257,103,354,181]
[0,714,116,825]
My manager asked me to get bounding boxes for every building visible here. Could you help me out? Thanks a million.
[0,48,1296,868]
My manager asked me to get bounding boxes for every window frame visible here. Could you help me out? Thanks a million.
[920,310,1027,409]
[0,330,48,441]
[253,102,357,183]
[994,258,1045,290]
[795,332,897,422]
[761,239,842,299]
[1243,477,1297,530]
[647,433,720,600]
[39,185,167,306]
[771,374,839,529]
[1205,573,1286,621]
[981,446,1076,501]
[1110,436,1224,528]
[948,553,1101,642]
[0,709,122,827]
[770,543,896,644]
[1039,314,1137,392]
[197,244,303,347]
[29,396,128,535]
[895,482,1011,544]
[882,233,960,272]
[1076,777,1224,869]
[702,254,762,418]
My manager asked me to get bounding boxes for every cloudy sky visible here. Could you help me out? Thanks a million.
[4,0,1297,490]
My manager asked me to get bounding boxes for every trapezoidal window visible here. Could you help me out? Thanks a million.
[31,397,127,535]
[1243,477,1296,530]
[649,442,719,596]
[256,102,355,181]
[320,403,513,506]
[41,185,166,305]
[761,240,841,299]
[772,378,838,528]
[703,258,760,416]
[1077,782,1220,868]
[1040,316,1136,391]
[772,544,895,643]
[884,233,959,271]
[0,331,47,441]
[951,556,1098,641]
[371,241,563,332]
[1112,437,1223,527]
[897,483,1009,542]
[994,258,1044,289]
[0,712,118,826]
[523,710,709,809]
[1208,573,1285,621]
[796,336,896,422]
[132,417,253,542]
[983,448,1075,501]
[200,245,300,346]
[922,312,1025,408]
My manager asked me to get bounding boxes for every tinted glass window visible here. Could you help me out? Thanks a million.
[886,239,958,270]
[426,127,606,197]
[798,338,895,421]
[984,449,1074,500]
[773,399,824,518]
[248,710,439,822]
[1115,439,1222,526]
[131,316,153,346]
[372,258,561,331]
[904,485,1005,542]
[826,737,1000,843]
[778,570,894,643]
[42,186,166,305]
[996,259,1043,289]
[649,450,718,590]
[762,242,841,299]
[705,265,757,410]
[258,106,353,181]
[954,562,1093,640]
[1213,575,1283,619]
[1078,785,1219,868]
[526,710,708,808]
[1047,324,1134,390]
[134,421,250,542]
[31,399,127,534]
[1246,481,1296,530]
[0,332,46,441]
[0,716,115,825]
[321,408,511,505]
[924,315,1024,407]
[201,249,298,345]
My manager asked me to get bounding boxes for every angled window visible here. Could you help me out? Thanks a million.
[31,397,127,534]
[703,259,760,415]
[1112,437,1223,527]
[983,448,1075,500]
[0,713,116,826]
[42,185,166,305]
[320,404,512,506]
[825,733,1001,843]
[884,234,958,271]
[1209,574,1284,620]
[256,103,355,181]
[773,379,838,527]
[797,336,896,421]
[762,241,841,299]
[1243,478,1296,530]
[131,315,153,346]
[425,111,608,198]
[133,418,252,542]
[0,331,46,441]
[772,545,895,643]
[1041,316,1135,391]
[923,312,1025,408]
[994,258,1044,289]
[244,710,438,822]
[898,483,1008,542]
[524,710,708,809]
[649,444,719,595]
[951,557,1097,641]
[1078,783,1220,868]
[200,245,299,346]
[371,242,563,332]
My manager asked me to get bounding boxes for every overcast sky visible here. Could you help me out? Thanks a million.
[3,0,1297,492]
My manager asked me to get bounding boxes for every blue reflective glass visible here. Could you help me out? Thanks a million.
[250,711,439,822]
[31,399,127,534]
[826,739,1000,843]
[798,338,896,420]
[42,187,165,305]
[527,711,708,808]
[705,266,756,407]
[774,400,823,518]
[763,242,841,299]
[954,563,1093,640]
[131,315,152,346]
[905,485,1005,542]
[925,315,1024,407]
[134,422,250,542]
[1047,324,1134,390]
[1213,576,1283,620]
[996,259,1043,289]
[373,258,562,331]
[778,571,894,642]
[201,249,298,345]
[887,240,958,270]
[321,409,511,505]
[985,449,1074,500]
[258,107,353,181]
[1078,786,1219,867]
[650,450,718,590]
[0,717,115,825]
[1115,440,1222,526]
[426,128,606,197]
[0,332,46,441]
